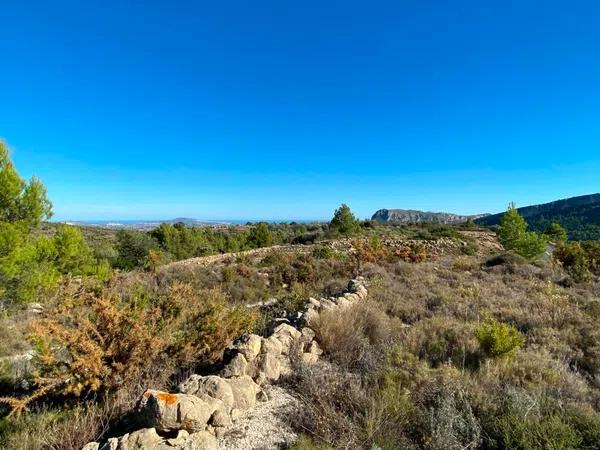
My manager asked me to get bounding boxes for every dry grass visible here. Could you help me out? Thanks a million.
[311,302,393,372]
[289,243,600,449]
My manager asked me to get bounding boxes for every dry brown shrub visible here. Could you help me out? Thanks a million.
[0,282,255,415]
[289,363,370,450]
[311,302,391,371]
[406,317,480,369]
[394,244,428,263]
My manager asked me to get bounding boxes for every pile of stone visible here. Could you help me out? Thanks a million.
[82,278,367,450]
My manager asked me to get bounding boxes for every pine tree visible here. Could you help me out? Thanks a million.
[497,203,547,259]
[544,222,568,242]
[330,204,360,235]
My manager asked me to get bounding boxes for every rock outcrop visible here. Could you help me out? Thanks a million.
[82,278,368,450]
[372,208,488,224]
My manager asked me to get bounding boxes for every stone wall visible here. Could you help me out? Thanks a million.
[82,277,368,450]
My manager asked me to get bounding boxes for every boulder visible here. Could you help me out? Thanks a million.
[82,443,100,450]
[96,429,218,450]
[307,340,323,356]
[115,428,163,449]
[355,285,368,299]
[221,353,248,378]
[319,299,336,311]
[260,336,283,357]
[344,293,360,303]
[178,375,235,413]
[336,298,352,309]
[272,324,301,355]
[298,341,323,366]
[99,438,118,450]
[137,390,217,433]
[300,352,319,366]
[257,353,281,383]
[233,334,262,361]
[228,375,260,415]
[300,327,316,343]
[303,308,319,325]
[307,297,321,308]
[182,431,218,450]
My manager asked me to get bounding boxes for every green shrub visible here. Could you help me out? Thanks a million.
[312,245,333,259]
[114,230,159,270]
[496,410,581,450]
[221,266,235,282]
[484,252,529,269]
[564,406,600,450]
[553,242,592,283]
[582,241,600,275]
[475,317,524,359]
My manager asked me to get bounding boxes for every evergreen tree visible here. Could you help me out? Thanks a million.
[544,222,568,242]
[248,222,273,248]
[498,203,547,259]
[0,140,106,305]
[330,203,360,235]
[0,141,52,227]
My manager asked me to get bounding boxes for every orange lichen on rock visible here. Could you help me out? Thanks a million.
[156,392,179,405]
[142,390,179,405]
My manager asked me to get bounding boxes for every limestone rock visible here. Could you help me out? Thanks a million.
[336,297,352,308]
[257,353,281,383]
[137,390,217,433]
[344,293,360,302]
[307,340,323,356]
[308,297,321,308]
[272,324,301,355]
[319,299,336,311]
[184,431,218,450]
[222,353,248,378]
[355,285,368,299]
[300,327,316,343]
[303,308,319,325]
[82,443,100,450]
[228,375,260,415]
[260,336,283,357]
[300,352,319,366]
[96,428,218,450]
[99,438,118,450]
[116,428,163,449]
[178,375,235,413]
[233,334,262,361]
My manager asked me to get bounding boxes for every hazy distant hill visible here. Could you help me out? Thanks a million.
[475,193,600,241]
[372,209,488,224]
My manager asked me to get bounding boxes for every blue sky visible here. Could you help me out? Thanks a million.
[1,1,599,221]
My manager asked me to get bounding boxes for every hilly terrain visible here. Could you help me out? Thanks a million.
[3,140,600,450]
[372,208,488,224]
[476,193,600,240]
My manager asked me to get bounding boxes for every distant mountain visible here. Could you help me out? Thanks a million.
[475,193,600,241]
[372,209,489,224]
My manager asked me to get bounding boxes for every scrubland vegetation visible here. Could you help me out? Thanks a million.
[1,138,600,449]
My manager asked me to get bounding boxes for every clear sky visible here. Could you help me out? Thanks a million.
[1,1,599,221]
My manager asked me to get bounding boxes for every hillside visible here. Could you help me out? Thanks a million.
[372,208,488,224]
[476,193,600,240]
